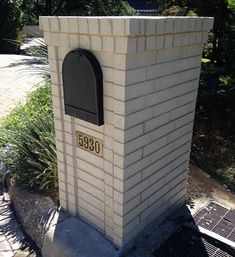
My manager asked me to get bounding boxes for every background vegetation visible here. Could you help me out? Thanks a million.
[0,0,23,53]
[0,82,57,191]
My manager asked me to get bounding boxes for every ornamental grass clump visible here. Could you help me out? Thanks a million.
[0,82,58,191]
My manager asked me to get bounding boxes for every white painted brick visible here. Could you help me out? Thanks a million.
[69,34,79,48]
[146,19,156,35]
[79,18,88,34]
[189,32,196,45]
[202,18,214,31]
[104,123,114,136]
[68,201,76,216]
[202,31,209,43]
[195,18,203,31]
[113,19,125,36]
[124,156,151,180]
[156,35,164,50]
[50,17,59,32]
[50,32,61,46]
[125,67,147,85]
[80,207,104,231]
[95,52,114,68]
[91,36,102,51]
[137,37,146,52]
[165,18,174,33]
[104,160,113,176]
[100,19,112,35]
[124,108,152,129]
[105,173,113,187]
[103,67,113,83]
[79,35,90,49]
[124,171,142,192]
[115,37,137,54]
[103,37,114,52]
[156,18,165,35]
[182,33,189,46]
[123,180,149,203]
[103,148,113,162]
[60,18,69,33]
[126,52,156,69]
[83,146,97,165]
[164,163,188,185]
[174,18,182,33]
[174,34,182,47]
[181,18,189,32]
[147,61,174,80]
[125,124,144,143]
[126,80,154,100]
[79,169,104,190]
[114,153,124,168]
[141,176,165,202]
[123,217,140,237]
[105,184,113,197]
[188,17,197,31]
[123,200,148,226]
[48,59,58,72]
[60,33,69,47]
[146,36,156,51]
[125,19,140,35]
[104,82,114,97]
[78,189,104,211]
[40,17,50,31]
[113,54,126,70]
[164,35,174,48]
[47,46,57,59]
[125,134,151,155]
[77,148,103,169]
[124,149,143,167]
[157,47,182,63]
[114,166,124,181]
[69,18,79,33]
[105,195,113,208]
[88,18,99,34]
[78,179,104,201]
[195,32,203,44]
[123,194,141,215]
[80,198,104,221]
[105,226,114,240]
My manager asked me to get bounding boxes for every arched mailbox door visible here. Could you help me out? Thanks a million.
[62,49,104,126]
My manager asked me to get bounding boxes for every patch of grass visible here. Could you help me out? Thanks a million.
[0,81,58,191]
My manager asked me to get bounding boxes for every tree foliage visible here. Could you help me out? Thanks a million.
[22,0,136,24]
[156,0,235,92]
[0,0,23,53]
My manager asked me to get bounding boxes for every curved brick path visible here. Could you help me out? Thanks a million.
[0,54,45,119]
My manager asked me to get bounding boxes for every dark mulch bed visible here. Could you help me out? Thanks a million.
[191,91,235,187]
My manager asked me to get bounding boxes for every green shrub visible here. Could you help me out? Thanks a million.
[0,0,23,54]
[0,81,58,191]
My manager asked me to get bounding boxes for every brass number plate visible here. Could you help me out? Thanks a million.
[76,131,103,157]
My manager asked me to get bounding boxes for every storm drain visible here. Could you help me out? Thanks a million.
[153,202,235,257]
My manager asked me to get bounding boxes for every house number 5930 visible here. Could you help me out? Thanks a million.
[76,131,103,157]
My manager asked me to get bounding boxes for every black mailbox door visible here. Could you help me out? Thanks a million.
[62,49,103,126]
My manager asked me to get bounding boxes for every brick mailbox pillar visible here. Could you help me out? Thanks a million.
[40,16,213,248]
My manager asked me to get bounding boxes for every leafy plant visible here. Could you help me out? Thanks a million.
[0,82,57,191]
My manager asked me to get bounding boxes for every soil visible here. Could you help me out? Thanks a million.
[191,91,235,186]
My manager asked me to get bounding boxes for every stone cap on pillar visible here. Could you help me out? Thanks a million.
[40,16,214,37]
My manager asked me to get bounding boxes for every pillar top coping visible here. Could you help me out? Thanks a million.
[39,16,214,36]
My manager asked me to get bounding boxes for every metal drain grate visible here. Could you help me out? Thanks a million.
[153,202,235,257]
[195,202,235,244]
